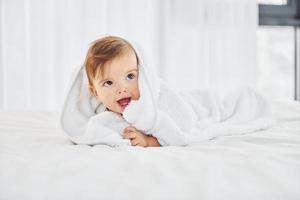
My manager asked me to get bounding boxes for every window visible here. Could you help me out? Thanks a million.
[257,0,300,100]
[257,26,294,100]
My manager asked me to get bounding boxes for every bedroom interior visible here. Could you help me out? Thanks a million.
[0,0,300,199]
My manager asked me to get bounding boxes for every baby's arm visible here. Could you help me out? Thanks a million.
[123,126,161,147]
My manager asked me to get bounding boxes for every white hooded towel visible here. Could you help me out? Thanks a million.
[60,42,274,147]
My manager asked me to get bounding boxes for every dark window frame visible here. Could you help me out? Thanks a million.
[259,0,300,26]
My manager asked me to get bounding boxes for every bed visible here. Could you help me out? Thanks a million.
[0,100,300,200]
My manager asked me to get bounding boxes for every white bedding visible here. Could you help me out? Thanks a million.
[0,100,300,200]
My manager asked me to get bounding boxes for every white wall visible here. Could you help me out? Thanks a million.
[0,0,257,111]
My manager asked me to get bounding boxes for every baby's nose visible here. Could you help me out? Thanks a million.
[118,87,128,94]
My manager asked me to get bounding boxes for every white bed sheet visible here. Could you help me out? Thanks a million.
[0,101,300,200]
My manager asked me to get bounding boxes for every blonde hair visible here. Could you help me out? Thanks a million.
[84,36,138,96]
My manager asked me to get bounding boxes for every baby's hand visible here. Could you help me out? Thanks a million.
[123,126,149,147]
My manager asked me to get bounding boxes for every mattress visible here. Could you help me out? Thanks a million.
[0,100,300,200]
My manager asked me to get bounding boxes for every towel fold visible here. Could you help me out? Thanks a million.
[60,40,274,147]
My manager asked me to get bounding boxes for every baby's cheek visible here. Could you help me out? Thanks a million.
[101,95,115,111]
[133,86,140,100]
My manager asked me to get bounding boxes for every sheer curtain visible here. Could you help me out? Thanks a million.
[0,0,257,111]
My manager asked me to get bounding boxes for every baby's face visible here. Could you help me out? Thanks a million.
[94,50,140,114]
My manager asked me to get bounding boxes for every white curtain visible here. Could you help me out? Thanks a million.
[0,0,257,112]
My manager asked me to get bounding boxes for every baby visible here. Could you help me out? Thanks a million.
[61,35,272,147]
[82,36,160,147]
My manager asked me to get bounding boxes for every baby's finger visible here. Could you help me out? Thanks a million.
[123,128,131,134]
[123,131,136,139]
[124,126,137,132]
[131,139,139,146]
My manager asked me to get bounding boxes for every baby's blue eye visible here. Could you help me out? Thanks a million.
[103,80,113,87]
[127,73,135,80]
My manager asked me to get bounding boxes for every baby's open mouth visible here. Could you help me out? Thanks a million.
[117,97,131,108]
